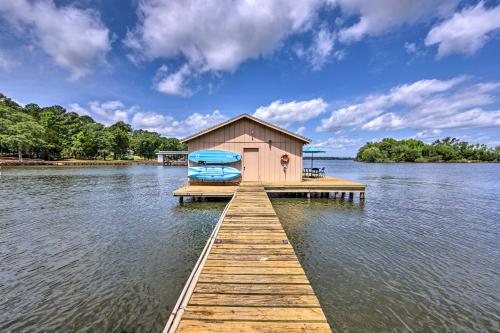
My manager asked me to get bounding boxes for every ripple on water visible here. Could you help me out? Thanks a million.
[0,166,225,332]
[272,161,500,332]
[1,162,499,332]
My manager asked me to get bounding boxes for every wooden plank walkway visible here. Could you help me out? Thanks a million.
[173,176,365,198]
[166,183,332,333]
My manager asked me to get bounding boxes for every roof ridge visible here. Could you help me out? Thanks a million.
[180,113,311,143]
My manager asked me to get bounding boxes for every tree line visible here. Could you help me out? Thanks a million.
[0,93,185,161]
[357,137,500,163]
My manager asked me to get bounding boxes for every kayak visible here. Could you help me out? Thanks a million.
[188,165,241,181]
[189,150,241,164]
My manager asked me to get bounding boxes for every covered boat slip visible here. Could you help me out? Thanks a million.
[164,184,332,333]
[173,176,366,200]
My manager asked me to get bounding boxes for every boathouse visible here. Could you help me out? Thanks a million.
[166,119,366,332]
[181,113,310,182]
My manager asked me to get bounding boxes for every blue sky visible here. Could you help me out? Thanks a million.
[1,0,500,156]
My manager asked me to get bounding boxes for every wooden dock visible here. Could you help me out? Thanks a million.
[173,185,238,198]
[165,183,332,333]
[173,176,365,201]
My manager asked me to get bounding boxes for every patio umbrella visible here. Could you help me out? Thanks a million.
[303,146,326,169]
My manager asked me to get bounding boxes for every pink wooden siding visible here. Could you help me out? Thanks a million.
[187,118,304,182]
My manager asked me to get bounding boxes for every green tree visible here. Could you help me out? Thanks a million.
[159,137,185,151]
[357,137,497,163]
[0,93,21,109]
[0,106,45,161]
[65,122,106,159]
[107,121,132,159]
[131,130,162,159]
[360,146,383,162]
[0,92,185,162]
[434,144,457,161]
[402,147,422,162]
[96,126,113,160]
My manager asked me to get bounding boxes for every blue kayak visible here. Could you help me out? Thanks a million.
[189,150,241,164]
[188,165,241,181]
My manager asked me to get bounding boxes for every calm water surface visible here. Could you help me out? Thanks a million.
[1,162,499,332]
[0,166,224,332]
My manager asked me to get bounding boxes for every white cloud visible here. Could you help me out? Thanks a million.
[154,64,193,97]
[67,103,90,116]
[413,129,442,141]
[295,27,341,70]
[69,101,136,125]
[418,108,500,130]
[254,98,329,127]
[361,112,404,130]
[403,42,426,59]
[425,1,500,58]
[0,0,111,80]
[183,111,227,131]
[404,42,417,54]
[131,112,180,135]
[296,126,306,135]
[308,28,336,70]
[126,0,322,70]
[70,100,227,137]
[315,135,362,151]
[0,50,17,71]
[123,0,494,95]
[125,0,326,94]
[89,101,135,124]
[333,50,346,61]
[337,0,459,42]
[318,76,467,131]
[131,112,172,128]
[132,110,226,136]
[319,77,500,132]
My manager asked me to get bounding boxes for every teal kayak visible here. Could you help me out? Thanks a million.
[189,150,241,164]
[188,165,241,181]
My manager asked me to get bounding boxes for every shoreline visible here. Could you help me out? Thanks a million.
[0,159,160,167]
[2,159,498,167]
[356,160,499,163]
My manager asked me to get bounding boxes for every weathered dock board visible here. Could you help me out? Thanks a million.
[173,185,237,198]
[165,183,332,333]
[173,176,365,199]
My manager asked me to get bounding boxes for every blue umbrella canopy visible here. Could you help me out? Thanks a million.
[303,146,326,169]
[303,146,326,153]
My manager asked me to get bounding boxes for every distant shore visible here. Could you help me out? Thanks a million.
[0,158,158,166]
[303,157,354,160]
[356,160,499,163]
[3,158,498,167]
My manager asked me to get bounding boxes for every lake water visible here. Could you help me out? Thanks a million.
[0,161,499,332]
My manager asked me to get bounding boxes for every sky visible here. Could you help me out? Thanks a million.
[1,0,500,156]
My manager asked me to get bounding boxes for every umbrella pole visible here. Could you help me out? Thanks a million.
[311,152,314,169]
